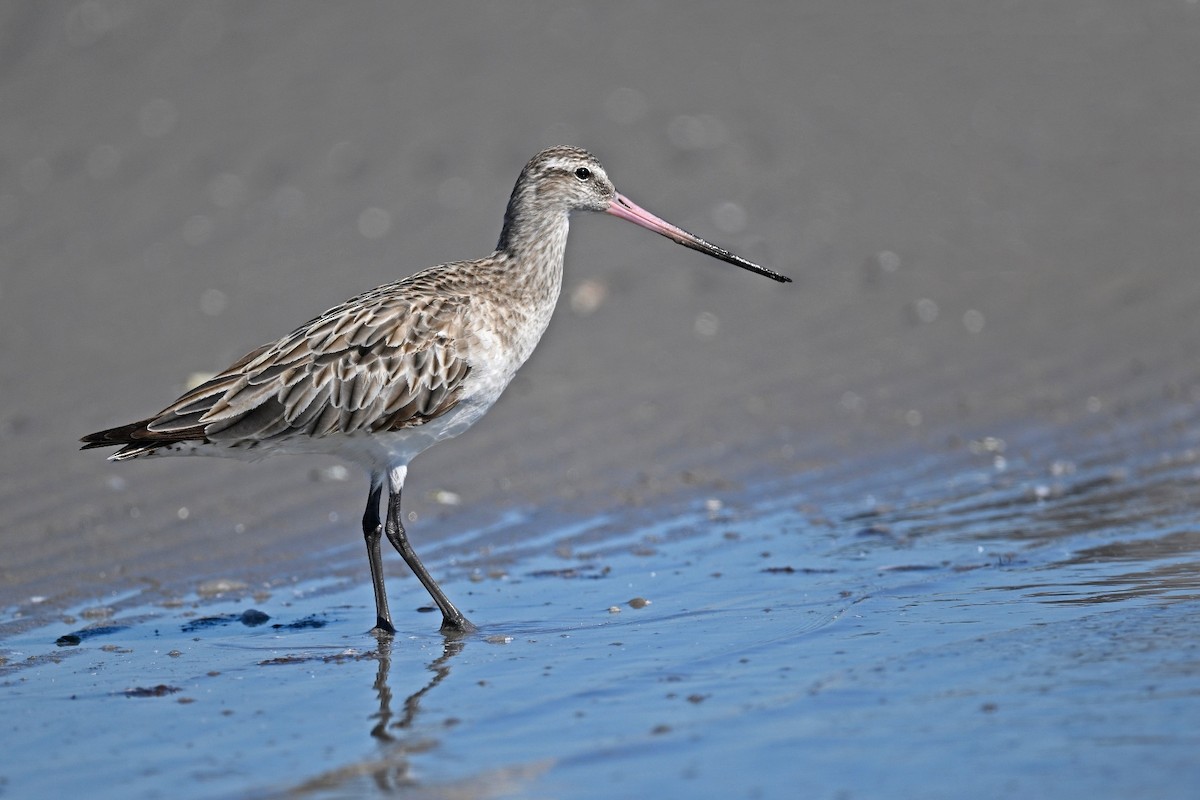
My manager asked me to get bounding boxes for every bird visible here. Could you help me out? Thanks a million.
[81,145,791,635]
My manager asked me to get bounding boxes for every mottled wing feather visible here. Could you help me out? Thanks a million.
[83,275,476,455]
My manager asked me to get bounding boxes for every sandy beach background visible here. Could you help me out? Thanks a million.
[2,0,1194,616]
[1,3,1198,797]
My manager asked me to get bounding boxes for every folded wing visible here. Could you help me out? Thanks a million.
[82,283,473,458]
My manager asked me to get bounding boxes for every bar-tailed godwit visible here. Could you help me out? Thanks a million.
[82,146,791,634]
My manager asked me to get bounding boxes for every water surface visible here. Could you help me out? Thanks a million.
[4,405,1197,799]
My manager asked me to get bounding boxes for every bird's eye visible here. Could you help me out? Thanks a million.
[574,167,592,181]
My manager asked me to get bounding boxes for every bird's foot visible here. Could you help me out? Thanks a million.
[371,616,397,636]
[440,615,477,636]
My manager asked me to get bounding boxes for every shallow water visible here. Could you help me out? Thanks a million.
[4,405,1198,800]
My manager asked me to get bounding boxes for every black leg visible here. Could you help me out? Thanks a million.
[383,486,475,633]
[362,476,395,634]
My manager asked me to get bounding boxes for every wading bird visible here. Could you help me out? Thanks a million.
[82,146,791,634]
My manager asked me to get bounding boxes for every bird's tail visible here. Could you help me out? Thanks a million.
[81,419,168,460]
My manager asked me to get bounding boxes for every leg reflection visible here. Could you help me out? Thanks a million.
[369,631,467,743]
[280,632,471,796]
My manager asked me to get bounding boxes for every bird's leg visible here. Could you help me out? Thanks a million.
[363,473,396,634]
[384,466,476,634]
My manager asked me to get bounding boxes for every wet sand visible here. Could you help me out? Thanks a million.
[2,3,1199,798]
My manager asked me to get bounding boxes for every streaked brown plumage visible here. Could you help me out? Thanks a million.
[82,145,790,635]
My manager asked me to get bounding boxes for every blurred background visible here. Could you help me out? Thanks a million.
[2,0,1198,624]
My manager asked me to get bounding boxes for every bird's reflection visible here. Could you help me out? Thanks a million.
[369,628,466,741]
[287,629,469,796]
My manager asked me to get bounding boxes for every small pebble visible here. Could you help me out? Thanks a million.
[239,609,271,627]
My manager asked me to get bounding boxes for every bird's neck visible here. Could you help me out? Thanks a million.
[494,207,570,306]
[483,210,569,367]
